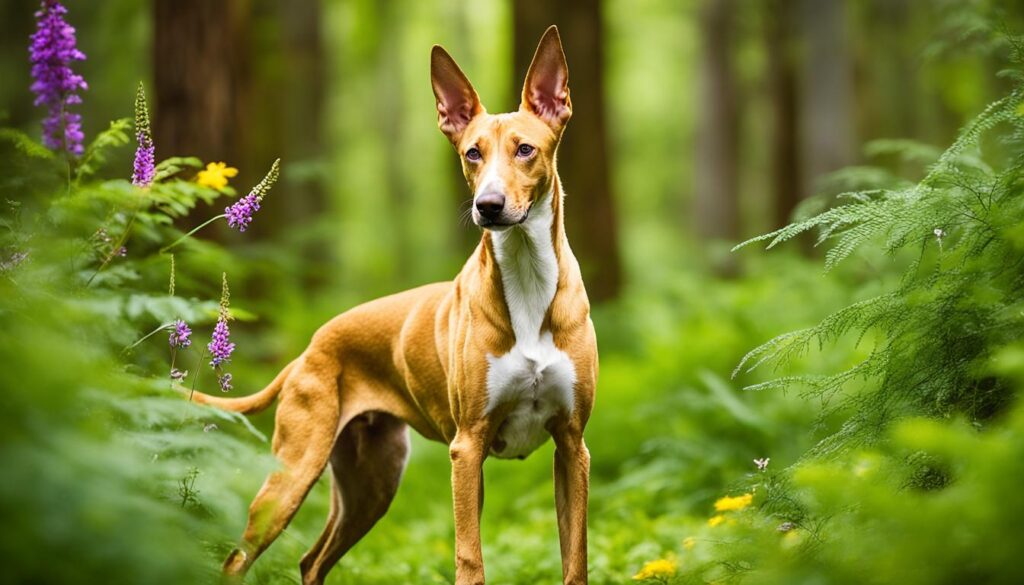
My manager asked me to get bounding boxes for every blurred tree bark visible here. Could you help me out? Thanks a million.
[513,0,622,302]
[799,0,854,195]
[694,0,740,272]
[765,0,803,229]
[154,0,331,285]
[153,0,249,167]
[378,0,410,281]
[0,2,37,129]
[272,0,330,286]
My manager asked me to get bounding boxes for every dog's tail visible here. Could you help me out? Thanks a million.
[185,358,297,415]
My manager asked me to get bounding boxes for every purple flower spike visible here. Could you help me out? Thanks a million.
[169,319,192,349]
[225,159,280,232]
[29,0,88,156]
[226,193,260,232]
[132,134,155,186]
[208,318,235,367]
[132,84,155,186]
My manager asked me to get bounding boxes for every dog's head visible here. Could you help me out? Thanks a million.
[431,26,572,230]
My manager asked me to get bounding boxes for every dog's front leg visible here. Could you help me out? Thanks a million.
[449,429,488,585]
[552,422,590,584]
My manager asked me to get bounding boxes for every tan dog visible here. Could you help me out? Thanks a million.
[190,25,596,585]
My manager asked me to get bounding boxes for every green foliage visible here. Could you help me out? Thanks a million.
[0,102,283,584]
[622,36,1024,585]
[0,92,845,582]
[647,396,1024,585]
[75,118,132,182]
[0,127,54,160]
[734,70,1024,457]
[5,6,1024,585]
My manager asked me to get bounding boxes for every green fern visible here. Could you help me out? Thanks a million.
[0,128,54,160]
[735,61,1024,456]
[74,118,132,183]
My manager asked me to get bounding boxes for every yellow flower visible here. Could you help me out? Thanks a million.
[196,162,238,190]
[707,514,726,527]
[714,493,753,512]
[782,528,804,549]
[632,558,677,581]
[682,536,696,550]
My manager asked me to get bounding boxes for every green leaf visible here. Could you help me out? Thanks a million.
[153,157,203,182]
[75,118,132,182]
[0,128,54,159]
[124,294,218,324]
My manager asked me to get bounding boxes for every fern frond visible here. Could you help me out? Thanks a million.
[75,118,131,182]
[0,128,54,159]
[735,75,1024,457]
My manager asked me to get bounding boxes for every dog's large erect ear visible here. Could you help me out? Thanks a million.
[521,25,571,130]
[431,45,483,144]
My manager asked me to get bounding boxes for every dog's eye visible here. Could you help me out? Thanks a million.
[466,147,482,162]
[516,144,535,158]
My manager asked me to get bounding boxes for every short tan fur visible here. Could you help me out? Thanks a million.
[190,25,597,585]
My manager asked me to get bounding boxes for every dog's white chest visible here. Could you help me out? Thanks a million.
[484,191,576,460]
[485,335,576,459]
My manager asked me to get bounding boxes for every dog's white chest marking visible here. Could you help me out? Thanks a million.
[486,192,576,460]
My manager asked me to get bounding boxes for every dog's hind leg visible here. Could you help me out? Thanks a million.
[222,357,341,580]
[299,412,410,585]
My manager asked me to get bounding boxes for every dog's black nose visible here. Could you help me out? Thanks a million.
[475,193,505,220]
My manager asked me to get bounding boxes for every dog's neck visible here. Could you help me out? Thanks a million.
[485,180,566,343]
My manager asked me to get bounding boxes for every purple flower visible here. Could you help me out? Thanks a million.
[218,372,233,393]
[169,368,188,381]
[225,193,260,232]
[132,84,155,186]
[29,0,87,156]
[132,134,155,186]
[207,318,235,367]
[169,319,192,349]
[224,159,280,232]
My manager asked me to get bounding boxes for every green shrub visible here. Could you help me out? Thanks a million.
[0,94,284,583]
[629,34,1024,585]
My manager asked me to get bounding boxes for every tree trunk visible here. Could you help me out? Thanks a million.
[378,0,410,282]
[275,0,330,286]
[1,2,38,130]
[765,0,803,229]
[799,0,854,195]
[694,0,741,269]
[153,0,249,166]
[513,0,622,302]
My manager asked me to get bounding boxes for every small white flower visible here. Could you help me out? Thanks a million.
[933,228,946,239]
[754,457,770,471]
[203,423,219,433]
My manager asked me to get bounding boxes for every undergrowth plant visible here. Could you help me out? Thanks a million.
[629,33,1024,585]
[617,35,1024,585]
[733,37,1024,459]
[1,7,284,579]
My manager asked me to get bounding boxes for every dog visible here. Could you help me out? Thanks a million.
[190,25,597,585]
